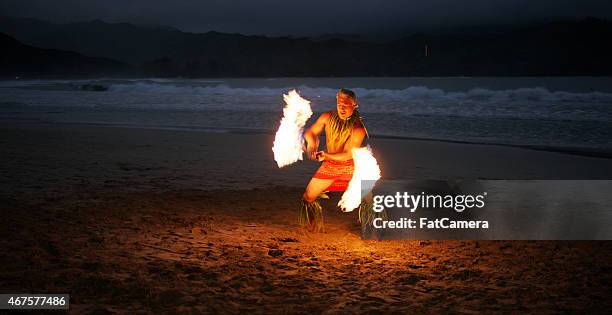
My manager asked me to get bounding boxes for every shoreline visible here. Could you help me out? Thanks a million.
[3,120,612,202]
[6,119,612,160]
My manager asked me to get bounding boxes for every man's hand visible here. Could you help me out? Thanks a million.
[315,151,326,162]
[306,146,318,160]
[303,112,329,161]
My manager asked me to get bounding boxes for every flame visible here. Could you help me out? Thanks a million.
[272,90,313,168]
[338,145,381,212]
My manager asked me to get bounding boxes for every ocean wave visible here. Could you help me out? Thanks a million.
[108,82,292,97]
[2,79,611,153]
[5,79,612,103]
[105,82,612,103]
[3,80,611,122]
[103,82,612,121]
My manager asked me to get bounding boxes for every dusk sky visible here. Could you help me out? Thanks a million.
[2,0,612,36]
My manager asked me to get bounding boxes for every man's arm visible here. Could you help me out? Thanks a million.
[320,125,366,162]
[303,112,330,160]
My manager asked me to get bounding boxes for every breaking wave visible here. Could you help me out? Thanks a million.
[2,78,611,153]
[106,82,612,104]
[102,82,612,122]
[2,79,611,122]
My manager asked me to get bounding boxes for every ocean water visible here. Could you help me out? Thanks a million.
[1,77,611,155]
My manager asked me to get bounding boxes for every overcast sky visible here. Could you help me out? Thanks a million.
[2,0,611,36]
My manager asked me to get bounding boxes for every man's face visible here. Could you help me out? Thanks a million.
[336,94,356,119]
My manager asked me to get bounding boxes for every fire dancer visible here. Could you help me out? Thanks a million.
[300,88,374,232]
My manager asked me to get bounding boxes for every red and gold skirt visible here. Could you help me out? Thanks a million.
[312,159,354,191]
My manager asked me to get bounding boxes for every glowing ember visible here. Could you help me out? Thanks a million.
[272,90,313,167]
[338,145,381,212]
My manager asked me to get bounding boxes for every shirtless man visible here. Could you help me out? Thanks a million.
[299,88,368,232]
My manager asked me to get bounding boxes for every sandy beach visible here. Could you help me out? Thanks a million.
[1,121,611,313]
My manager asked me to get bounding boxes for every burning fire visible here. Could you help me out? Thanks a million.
[338,146,381,212]
[272,90,313,168]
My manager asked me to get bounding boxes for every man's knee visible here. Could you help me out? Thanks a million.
[302,191,317,203]
[363,191,373,203]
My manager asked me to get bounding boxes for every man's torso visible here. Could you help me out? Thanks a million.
[324,110,363,155]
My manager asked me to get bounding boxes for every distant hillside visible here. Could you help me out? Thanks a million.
[0,33,131,78]
[1,16,611,77]
[386,18,612,76]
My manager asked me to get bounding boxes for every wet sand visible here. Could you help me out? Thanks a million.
[1,122,611,313]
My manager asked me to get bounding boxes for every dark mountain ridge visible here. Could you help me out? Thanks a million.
[1,16,610,77]
[0,32,132,78]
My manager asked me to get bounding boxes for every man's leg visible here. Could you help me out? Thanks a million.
[303,178,334,203]
[299,178,334,232]
[359,190,386,239]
